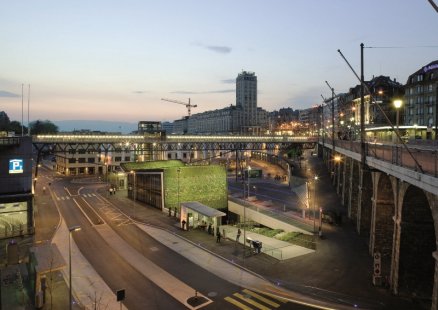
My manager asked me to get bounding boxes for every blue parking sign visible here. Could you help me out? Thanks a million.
[9,159,24,174]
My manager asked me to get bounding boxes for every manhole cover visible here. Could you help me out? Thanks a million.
[207,292,217,297]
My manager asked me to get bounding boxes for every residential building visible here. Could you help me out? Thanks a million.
[171,71,268,135]
[404,60,438,140]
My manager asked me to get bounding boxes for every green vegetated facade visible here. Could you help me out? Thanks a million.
[163,165,227,211]
[122,160,184,170]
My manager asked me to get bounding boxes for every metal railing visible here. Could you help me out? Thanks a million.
[327,139,438,177]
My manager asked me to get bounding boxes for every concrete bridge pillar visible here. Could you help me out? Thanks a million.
[369,172,395,280]
[335,155,342,195]
[348,159,360,221]
[428,192,438,310]
[390,184,436,304]
[341,157,348,206]
[357,167,372,237]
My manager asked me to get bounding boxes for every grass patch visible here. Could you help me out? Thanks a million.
[250,227,316,250]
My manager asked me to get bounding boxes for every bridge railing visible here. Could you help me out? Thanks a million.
[33,134,318,144]
[324,139,438,177]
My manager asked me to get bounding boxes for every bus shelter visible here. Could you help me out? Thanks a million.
[180,201,226,237]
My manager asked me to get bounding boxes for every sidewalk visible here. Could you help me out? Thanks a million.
[33,170,124,310]
[106,158,416,310]
[34,159,416,309]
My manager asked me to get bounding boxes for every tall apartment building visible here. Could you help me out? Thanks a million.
[236,71,260,134]
[172,71,268,135]
[404,60,438,139]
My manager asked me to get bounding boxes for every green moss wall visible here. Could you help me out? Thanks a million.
[164,165,227,211]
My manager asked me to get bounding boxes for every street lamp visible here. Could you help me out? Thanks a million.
[313,175,318,234]
[247,166,251,200]
[177,168,181,219]
[130,170,136,218]
[68,225,81,310]
[243,165,251,258]
[393,99,403,144]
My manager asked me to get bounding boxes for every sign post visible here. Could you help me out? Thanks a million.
[116,289,125,310]
[372,252,382,286]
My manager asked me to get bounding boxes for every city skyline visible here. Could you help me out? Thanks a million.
[1,1,437,124]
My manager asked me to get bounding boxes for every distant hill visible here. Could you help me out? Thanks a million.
[54,120,138,134]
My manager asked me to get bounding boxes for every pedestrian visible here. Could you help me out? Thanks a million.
[236,228,241,242]
[216,231,221,243]
[222,228,226,240]
[182,220,186,230]
[42,186,46,194]
[208,224,212,235]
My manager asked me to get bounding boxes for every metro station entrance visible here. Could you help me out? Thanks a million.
[180,202,226,237]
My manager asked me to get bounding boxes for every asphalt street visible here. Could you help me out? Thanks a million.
[30,156,421,310]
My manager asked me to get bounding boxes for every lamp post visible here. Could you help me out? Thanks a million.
[68,225,81,310]
[247,166,251,200]
[313,175,318,234]
[319,207,323,237]
[177,168,181,219]
[130,170,136,218]
[393,99,403,144]
[243,165,251,258]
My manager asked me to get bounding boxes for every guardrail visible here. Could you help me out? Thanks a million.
[326,139,438,178]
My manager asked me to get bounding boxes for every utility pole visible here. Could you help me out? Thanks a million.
[360,43,366,168]
[325,81,336,155]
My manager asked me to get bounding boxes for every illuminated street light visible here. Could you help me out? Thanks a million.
[313,175,318,234]
[393,99,403,144]
[68,225,81,310]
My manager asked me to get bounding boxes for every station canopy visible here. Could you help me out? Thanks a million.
[181,201,226,218]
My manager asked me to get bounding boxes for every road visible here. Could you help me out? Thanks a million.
[41,170,314,310]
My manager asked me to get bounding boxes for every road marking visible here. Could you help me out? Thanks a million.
[57,197,60,201]
[81,197,106,225]
[94,225,212,309]
[224,296,252,310]
[61,197,65,201]
[261,291,287,303]
[242,289,280,308]
[66,196,70,200]
[234,292,270,310]
[72,198,95,226]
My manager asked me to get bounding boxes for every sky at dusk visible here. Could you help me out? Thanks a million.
[1,0,437,124]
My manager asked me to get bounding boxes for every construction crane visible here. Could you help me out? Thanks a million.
[161,98,197,117]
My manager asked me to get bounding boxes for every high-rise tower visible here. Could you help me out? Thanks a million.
[236,71,258,134]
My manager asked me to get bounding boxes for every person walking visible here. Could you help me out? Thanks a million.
[216,231,221,243]
[236,228,241,243]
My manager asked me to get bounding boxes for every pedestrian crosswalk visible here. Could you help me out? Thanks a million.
[56,193,96,200]
[224,289,287,310]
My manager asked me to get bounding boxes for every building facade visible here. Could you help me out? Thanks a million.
[404,60,438,140]
[236,71,260,134]
[171,71,268,135]
[0,136,33,238]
